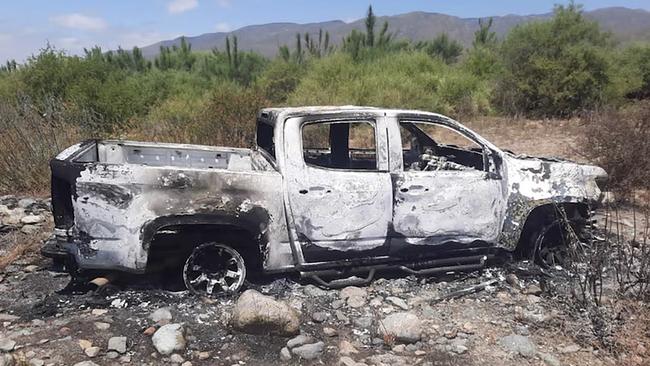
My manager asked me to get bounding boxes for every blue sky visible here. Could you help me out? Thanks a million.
[1,0,649,63]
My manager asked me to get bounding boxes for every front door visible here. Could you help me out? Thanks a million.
[391,119,506,254]
[283,115,393,262]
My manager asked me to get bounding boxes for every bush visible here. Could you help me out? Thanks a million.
[581,101,650,198]
[288,51,490,117]
[257,59,305,104]
[130,83,269,148]
[0,100,82,194]
[496,3,611,117]
[608,44,650,101]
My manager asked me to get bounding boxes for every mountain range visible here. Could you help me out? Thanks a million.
[140,7,650,58]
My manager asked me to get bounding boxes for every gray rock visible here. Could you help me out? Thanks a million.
[353,316,373,329]
[378,312,422,344]
[280,347,291,361]
[169,354,184,363]
[287,334,313,349]
[152,323,186,355]
[303,285,328,297]
[386,296,408,310]
[94,322,110,330]
[323,327,337,337]
[85,346,100,358]
[499,334,536,357]
[523,284,543,296]
[20,225,39,235]
[20,215,43,225]
[17,199,36,209]
[230,290,300,336]
[340,287,367,308]
[335,310,349,323]
[0,354,14,366]
[73,362,100,366]
[23,265,39,273]
[149,308,173,323]
[312,311,328,323]
[560,344,581,354]
[515,325,530,336]
[292,341,324,360]
[0,314,19,322]
[448,339,468,354]
[0,339,16,352]
[539,352,561,366]
[107,336,127,354]
[28,359,44,366]
[506,273,521,289]
[331,300,345,309]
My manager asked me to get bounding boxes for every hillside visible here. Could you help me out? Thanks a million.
[141,6,650,58]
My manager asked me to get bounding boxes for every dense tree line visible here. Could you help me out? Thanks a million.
[0,3,649,134]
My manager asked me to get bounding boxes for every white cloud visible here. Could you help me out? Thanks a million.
[215,22,231,32]
[216,0,231,8]
[116,31,168,49]
[167,0,198,14]
[51,13,108,31]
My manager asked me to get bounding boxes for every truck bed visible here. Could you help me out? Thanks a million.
[70,140,273,171]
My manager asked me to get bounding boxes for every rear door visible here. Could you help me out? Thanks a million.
[283,114,393,263]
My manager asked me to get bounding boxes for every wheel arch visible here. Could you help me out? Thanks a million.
[514,201,589,256]
[141,213,268,273]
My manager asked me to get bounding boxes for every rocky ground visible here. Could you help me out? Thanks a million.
[0,196,648,366]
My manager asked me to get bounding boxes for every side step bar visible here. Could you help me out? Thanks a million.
[300,254,490,289]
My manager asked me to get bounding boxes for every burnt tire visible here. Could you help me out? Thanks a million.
[530,221,571,268]
[183,242,246,297]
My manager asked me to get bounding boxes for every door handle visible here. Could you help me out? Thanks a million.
[299,189,308,194]
[400,185,428,193]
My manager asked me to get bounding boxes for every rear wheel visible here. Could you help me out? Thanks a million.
[182,243,246,297]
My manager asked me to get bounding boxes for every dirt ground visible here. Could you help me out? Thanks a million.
[0,118,648,366]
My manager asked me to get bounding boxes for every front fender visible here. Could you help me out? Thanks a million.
[497,155,605,250]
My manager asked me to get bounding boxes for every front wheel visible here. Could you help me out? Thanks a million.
[183,243,247,297]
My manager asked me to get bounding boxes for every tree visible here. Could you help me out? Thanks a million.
[365,5,376,48]
[416,33,463,64]
[497,3,611,117]
[473,18,497,48]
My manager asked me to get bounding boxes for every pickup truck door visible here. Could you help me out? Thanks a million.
[390,118,507,254]
[282,114,393,263]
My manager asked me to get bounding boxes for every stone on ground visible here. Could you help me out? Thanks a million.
[378,312,422,344]
[230,289,300,336]
[499,334,536,357]
[152,323,186,355]
[107,336,127,354]
[291,341,324,360]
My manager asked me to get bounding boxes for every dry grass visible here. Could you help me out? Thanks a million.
[581,101,650,201]
[0,101,82,196]
[464,116,587,161]
[0,229,50,271]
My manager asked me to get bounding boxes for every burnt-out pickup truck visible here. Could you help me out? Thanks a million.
[43,106,607,295]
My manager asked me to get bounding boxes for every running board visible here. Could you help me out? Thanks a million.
[300,254,490,289]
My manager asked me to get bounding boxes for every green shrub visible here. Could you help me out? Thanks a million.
[496,3,611,117]
[131,83,269,147]
[288,51,489,117]
[257,59,306,104]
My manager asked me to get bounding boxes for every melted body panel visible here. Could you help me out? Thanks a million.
[46,107,607,275]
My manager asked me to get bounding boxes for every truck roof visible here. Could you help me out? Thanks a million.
[258,106,453,125]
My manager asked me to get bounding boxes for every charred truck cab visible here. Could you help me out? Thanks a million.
[43,107,608,295]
